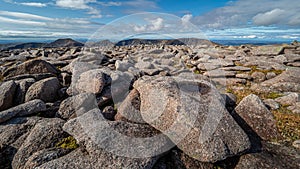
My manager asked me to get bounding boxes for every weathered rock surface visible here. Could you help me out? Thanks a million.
[134,75,250,162]
[15,78,36,105]
[12,118,66,169]
[0,80,17,111]
[61,108,172,169]
[76,69,106,94]
[115,89,146,124]
[235,94,279,141]
[25,77,61,103]
[0,99,46,123]
[57,93,98,120]
[235,142,300,169]
[2,60,59,79]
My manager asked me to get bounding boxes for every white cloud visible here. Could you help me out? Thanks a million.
[181,14,192,24]
[0,11,52,20]
[0,16,46,26]
[55,0,101,18]
[133,17,164,32]
[193,0,300,28]
[149,18,164,31]
[252,9,285,26]
[20,2,47,7]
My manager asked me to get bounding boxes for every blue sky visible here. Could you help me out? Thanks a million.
[0,0,300,42]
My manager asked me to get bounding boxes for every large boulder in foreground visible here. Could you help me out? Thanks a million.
[61,108,172,169]
[25,77,61,103]
[2,60,59,79]
[133,75,250,162]
[235,94,279,141]
[0,80,17,111]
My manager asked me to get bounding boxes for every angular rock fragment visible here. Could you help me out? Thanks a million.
[0,80,17,111]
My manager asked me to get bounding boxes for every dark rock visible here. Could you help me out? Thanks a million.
[235,142,300,169]
[0,99,46,124]
[235,94,279,141]
[24,148,71,169]
[0,80,17,111]
[12,118,66,169]
[15,78,35,105]
[2,60,59,79]
[134,75,250,162]
[102,106,116,121]
[25,77,61,103]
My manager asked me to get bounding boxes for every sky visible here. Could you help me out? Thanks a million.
[0,0,300,42]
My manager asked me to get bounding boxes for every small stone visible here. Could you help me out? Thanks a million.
[266,72,276,80]
[251,72,266,82]
[292,140,300,149]
[263,99,280,110]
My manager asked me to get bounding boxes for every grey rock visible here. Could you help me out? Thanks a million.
[235,142,300,169]
[76,69,106,94]
[115,60,134,71]
[204,69,236,78]
[153,149,214,169]
[0,80,17,111]
[265,72,276,80]
[259,67,300,92]
[36,148,92,169]
[57,93,98,120]
[24,148,71,169]
[235,94,279,140]
[263,99,280,110]
[252,45,284,56]
[4,73,55,82]
[12,118,66,169]
[15,78,35,105]
[236,73,252,80]
[25,77,61,103]
[220,66,251,71]
[134,75,250,162]
[0,99,46,124]
[275,92,299,106]
[251,72,266,83]
[2,60,59,79]
[63,108,170,169]
[115,89,146,124]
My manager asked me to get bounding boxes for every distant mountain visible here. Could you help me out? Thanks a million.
[114,38,217,46]
[2,38,83,50]
[46,38,84,48]
[85,40,115,47]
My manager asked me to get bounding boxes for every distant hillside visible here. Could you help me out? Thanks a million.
[3,38,83,50]
[114,38,217,46]
[46,38,83,48]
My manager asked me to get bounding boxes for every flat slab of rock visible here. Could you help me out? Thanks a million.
[0,99,46,124]
[76,69,106,94]
[62,108,172,169]
[252,45,284,56]
[235,94,279,141]
[25,77,61,103]
[0,80,17,111]
[2,60,59,79]
[133,75,250,162]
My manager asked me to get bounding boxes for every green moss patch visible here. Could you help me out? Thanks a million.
[56,136,79,149]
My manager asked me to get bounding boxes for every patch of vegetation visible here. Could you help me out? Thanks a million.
[56,136,79,149]
[273,107,300,141]
[0,74,4,82]
[247,65,283,75]
[193,69,201,74]
[265,92,283,99]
